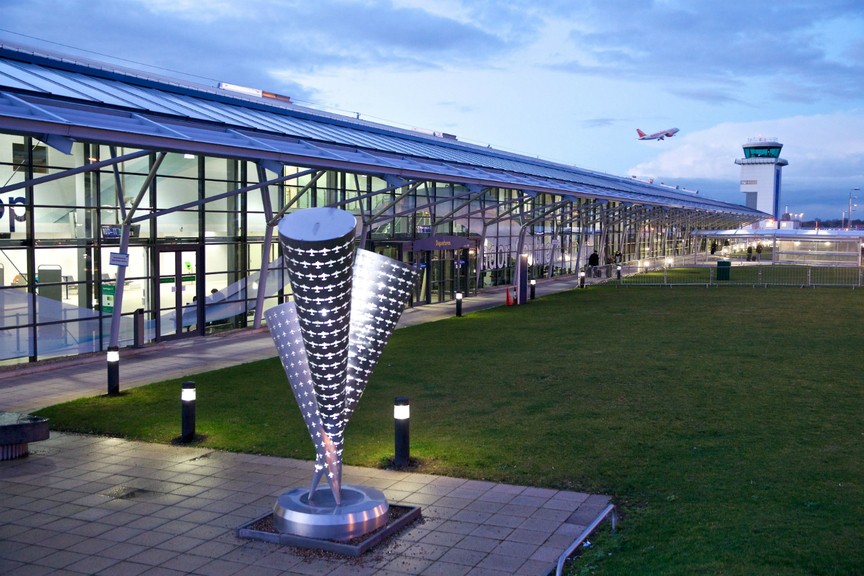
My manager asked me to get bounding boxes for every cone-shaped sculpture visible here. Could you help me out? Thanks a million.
[266,207,419,541]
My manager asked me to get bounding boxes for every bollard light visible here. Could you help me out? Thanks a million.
[579,271,586,288]
[530,279,536,300]
[107,346,119,395]
[181,381,196,443]
[617,265,622,281]
[455,292,463,317]
[394,397,410,467]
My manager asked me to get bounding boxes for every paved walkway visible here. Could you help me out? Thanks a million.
[0,274,586,415]
[0,433,611,576]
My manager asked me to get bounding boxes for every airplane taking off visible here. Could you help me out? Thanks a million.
[637,127,679,141]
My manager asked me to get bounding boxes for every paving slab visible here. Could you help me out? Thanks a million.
[0,433,611,576]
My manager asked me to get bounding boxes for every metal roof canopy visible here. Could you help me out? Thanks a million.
[0,41,765,219]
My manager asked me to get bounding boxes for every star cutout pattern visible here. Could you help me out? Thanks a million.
[345,249,419,422]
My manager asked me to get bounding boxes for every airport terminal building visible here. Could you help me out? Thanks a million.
[0,41,763,364]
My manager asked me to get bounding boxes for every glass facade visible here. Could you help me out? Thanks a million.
[6,133,701,365]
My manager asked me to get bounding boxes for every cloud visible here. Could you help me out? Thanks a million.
[581,118,618,128]
[0,0,515,97]
[545,0,864,104]
[628,110,864,218]
[667,88,744,105]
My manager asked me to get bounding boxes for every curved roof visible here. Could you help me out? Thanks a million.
[0,40,763,217]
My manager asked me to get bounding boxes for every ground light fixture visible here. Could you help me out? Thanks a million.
[394,397,410,467]
[455,292,463,317]
[107,346,119,395]
[665,257,673,267]
[617,265,622,281]
[181,381,196,443]
[579,271,586,288]
[530,279,536,300]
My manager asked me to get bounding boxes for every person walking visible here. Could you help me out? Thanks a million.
[588,250,600,277]
[614,250,622,264]
[711,241,717,255]
[756,243,763,262]
[746,245,753,262]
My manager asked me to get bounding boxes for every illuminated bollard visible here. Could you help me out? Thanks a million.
[530,279,536,300]
[455,292,463,317]
[394,397,410,467]
[580,271,586,288]
[617,265,622,281]
[107,346,119,395]
[181,381,196,443]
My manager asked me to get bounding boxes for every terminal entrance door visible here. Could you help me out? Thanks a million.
[431,250,455,303]
[155,245,204,341]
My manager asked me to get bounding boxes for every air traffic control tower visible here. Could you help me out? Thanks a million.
[735,137,788,226]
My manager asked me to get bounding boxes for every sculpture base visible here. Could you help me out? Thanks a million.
[273,484,388,541]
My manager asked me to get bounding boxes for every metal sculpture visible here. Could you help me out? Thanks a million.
[264,207,418,540]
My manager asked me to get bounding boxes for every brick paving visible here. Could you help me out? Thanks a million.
[0,433,610,576]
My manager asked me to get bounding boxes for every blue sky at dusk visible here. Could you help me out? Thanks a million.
[1,0,862,219]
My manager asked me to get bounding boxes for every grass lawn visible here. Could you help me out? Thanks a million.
[36,286,864,575]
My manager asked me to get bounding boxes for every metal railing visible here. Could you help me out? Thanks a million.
[605,263,864,288]
[551,504,617,576]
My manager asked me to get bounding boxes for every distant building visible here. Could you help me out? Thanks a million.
[735,137,788,225]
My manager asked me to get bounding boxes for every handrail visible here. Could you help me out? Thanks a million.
[554,504,617,576]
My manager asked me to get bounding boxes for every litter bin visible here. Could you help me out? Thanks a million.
[716,260,731,281]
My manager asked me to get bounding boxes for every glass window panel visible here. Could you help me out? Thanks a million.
[205,157,240,181]
[156,209,199,239]
[157,153,199,179]
[0,133,26,165]
[98,146,151,174]
[0,248,28,288]
[33,207,95,240]
[204,211,238,238]
[0,167,26,238]
[247,213,267,238]
[100,172,150,213]
[156,176,197,209]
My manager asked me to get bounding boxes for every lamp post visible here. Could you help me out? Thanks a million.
[107,346,119,395]
[394,397,410,467]
[529,279,536,300]
[181,381,196,443]
[455,292,463,317]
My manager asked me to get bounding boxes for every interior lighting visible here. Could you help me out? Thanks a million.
[184,154,195,160]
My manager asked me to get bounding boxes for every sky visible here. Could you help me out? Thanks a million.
[1,0,863,219]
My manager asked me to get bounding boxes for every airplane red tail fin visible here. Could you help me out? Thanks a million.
[636,129,646,137]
